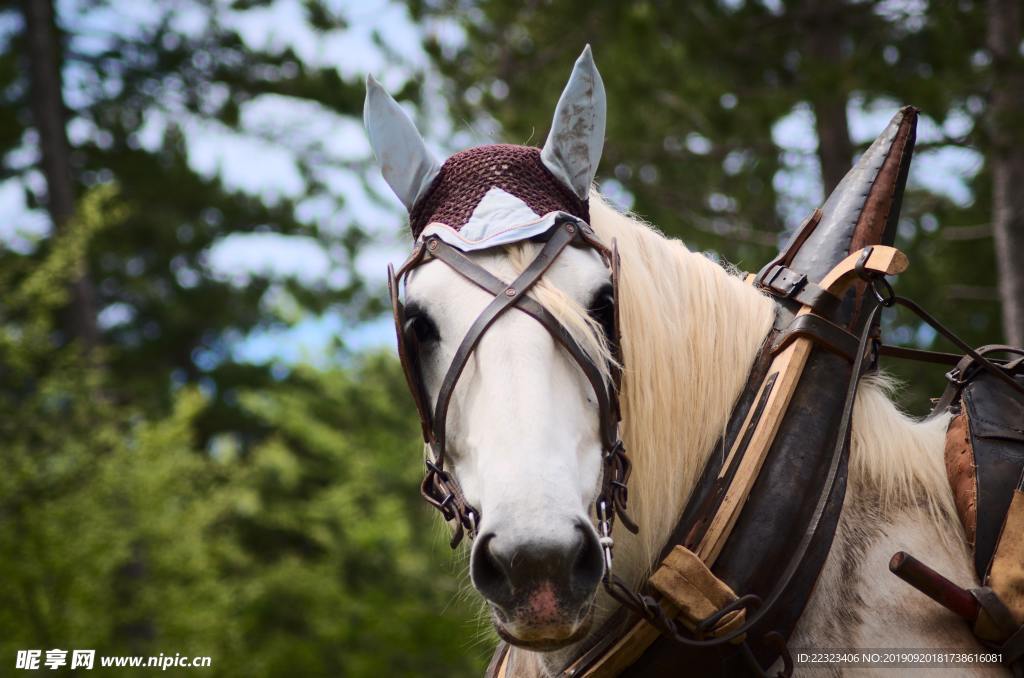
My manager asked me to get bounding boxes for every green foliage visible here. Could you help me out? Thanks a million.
[225,356,491,676]
[412,0,1007,412]
[0,0,402,438]
[0,187,487,675]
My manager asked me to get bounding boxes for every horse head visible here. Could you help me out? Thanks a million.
[365,47,618,649]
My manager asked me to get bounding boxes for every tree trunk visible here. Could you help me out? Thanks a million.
[987,0,1024,347]
[22,0,99,350]
[802,0,855,194]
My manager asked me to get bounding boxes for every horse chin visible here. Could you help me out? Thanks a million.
[490,599,595,651]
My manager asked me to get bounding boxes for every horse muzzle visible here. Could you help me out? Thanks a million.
[471,522,604,648]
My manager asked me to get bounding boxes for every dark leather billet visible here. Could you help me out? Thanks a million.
[770,313,860,362]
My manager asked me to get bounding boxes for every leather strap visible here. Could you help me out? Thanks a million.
[756,209,822,279]
[428,236,618,448]
[884,299,1024,404]
[929,344,1024,419]
[392,216,634,548]
[878,345,964,366]
[430,235,637,533]
[486,641,511,678]
[770,313,859,362]
[431,223,577,466]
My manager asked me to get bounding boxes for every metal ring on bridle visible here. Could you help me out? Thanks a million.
[870,276,896,307]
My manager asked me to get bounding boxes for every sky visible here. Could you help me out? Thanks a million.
[0,0,984,366]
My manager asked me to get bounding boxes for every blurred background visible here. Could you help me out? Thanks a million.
[1,0,1020,675]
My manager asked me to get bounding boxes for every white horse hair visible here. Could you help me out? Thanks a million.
[442,194,1002,676]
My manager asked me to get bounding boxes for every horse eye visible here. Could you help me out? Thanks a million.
[403,305,439,345]
[587,284,616,341]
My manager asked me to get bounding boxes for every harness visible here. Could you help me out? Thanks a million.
[386,107,1024,677]
[390,211,911,676]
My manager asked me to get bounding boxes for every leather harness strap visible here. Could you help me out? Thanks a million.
[770,313,860,362]
[428,236,619,452]
[554,247,907,678]
[427,228,637,535]
[930,345,1024,419]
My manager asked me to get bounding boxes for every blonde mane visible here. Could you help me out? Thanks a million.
[583,193,958,582]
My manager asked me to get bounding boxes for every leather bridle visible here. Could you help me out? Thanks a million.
[387,215,637,552]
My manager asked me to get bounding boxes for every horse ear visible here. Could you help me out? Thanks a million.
[541,45,606,200]
[364,75,441,211]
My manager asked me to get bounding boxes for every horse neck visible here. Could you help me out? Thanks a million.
[531,214,776,676]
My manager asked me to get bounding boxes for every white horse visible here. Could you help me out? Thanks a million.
[365,48,999,676]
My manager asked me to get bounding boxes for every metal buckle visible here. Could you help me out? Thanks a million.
[763,265,807,298]
[598,500,614,576]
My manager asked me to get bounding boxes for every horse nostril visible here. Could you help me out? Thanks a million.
[571,522,604,593]
[470,524,605,612]
[471,532,514,605]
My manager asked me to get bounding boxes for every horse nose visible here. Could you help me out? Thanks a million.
[471,522,604,611]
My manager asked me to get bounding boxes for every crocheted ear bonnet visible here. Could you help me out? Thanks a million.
[407,144,589,239]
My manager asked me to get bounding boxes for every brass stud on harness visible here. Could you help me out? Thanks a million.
[565,222,576,234]
[427,238,439,252]
[505,287,517,297]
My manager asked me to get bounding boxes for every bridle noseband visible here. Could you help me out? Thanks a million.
[388,216,637,552]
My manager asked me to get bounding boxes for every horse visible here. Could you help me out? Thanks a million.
[365,47,1000,676]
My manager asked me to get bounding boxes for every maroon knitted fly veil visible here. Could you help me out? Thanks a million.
[408,144,589,238]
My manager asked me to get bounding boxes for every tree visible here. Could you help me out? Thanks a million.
[799,0,855,193]
[987,0,1024,347]
[0,186,488,677]
[3,0,399,438]
[21,0,99,349]
[412,0,1013,410]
